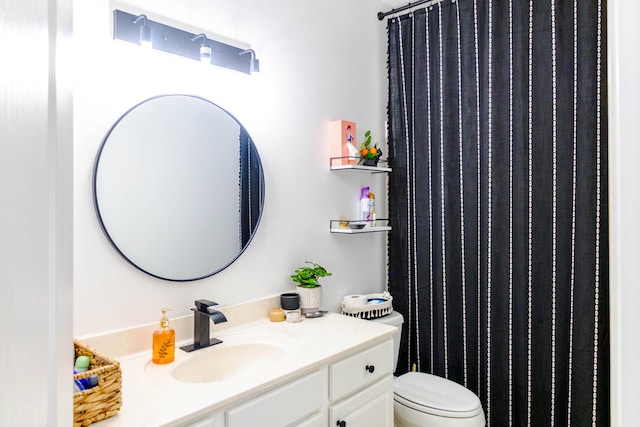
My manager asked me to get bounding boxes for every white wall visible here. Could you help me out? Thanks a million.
[73,0,392,335]
[71,0,640,424]
[608,0,640,425]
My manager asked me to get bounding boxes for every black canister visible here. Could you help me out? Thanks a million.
[280,292,300,310]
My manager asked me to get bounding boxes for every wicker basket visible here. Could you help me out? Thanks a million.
[73,340,122,427]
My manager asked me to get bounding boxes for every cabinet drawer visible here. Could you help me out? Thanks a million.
[329,339,394,402]
[330,376,394,427]
[226,370,323,427]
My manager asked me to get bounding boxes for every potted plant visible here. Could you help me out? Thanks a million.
[358,130,382,166]
[291,261,332,314]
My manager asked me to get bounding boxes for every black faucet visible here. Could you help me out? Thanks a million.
[180,299,228,353]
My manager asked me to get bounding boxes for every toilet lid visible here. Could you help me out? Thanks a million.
[394,372,482,417]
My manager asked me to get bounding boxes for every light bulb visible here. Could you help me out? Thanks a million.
[200,45,212,64]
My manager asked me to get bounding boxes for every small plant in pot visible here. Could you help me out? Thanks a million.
[358,130,382,166]
[291,261,332,314]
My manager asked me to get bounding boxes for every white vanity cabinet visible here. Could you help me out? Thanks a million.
[294,413,326,427]
[89,302,398,427]
[178,339,394,427]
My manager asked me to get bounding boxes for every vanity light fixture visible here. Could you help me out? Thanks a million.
[132,14,152,48]
[113,9,259,75]
[192,33,212,64]
[239,49,260,74]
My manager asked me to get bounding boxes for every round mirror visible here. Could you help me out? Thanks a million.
[93,95,265,281]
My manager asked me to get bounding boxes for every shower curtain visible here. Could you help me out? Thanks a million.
[386,0,608,426]
[239,129,263,247]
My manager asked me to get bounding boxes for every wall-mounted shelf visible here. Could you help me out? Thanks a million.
[329,157,391,173]
[329,151,391,234]
[330,219,392,234]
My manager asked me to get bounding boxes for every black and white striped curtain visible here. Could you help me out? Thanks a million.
[386,0,608,426]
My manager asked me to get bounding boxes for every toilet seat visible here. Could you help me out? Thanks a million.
[394,372,483,418]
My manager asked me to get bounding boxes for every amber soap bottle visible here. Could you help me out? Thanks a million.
[152,308,175,364]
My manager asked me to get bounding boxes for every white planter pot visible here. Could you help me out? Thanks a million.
[297,285,322,314]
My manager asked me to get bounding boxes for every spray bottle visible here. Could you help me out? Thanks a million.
[359,186,370,222]
[369,192,376,227]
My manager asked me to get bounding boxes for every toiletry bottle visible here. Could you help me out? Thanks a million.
[74,355,91,390]
[152,308,175,364]
[73,355,100,390]
[360,186,371,221]
[369,192,376,226]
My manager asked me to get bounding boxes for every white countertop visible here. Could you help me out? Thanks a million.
[88,300,396,427]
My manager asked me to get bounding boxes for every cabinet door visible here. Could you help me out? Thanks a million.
[226,370,323,427]
[330,376,393,427]
[292,412,325,427]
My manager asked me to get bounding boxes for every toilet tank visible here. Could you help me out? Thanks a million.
[371,311,404,373]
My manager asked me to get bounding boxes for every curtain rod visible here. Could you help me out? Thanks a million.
[378,0,445,21]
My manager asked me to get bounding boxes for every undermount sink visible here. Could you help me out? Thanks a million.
[169,335,294,384]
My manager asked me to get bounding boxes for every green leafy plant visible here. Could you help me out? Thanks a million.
[291,261,332,288]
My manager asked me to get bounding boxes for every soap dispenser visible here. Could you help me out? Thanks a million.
[152,308,175,364]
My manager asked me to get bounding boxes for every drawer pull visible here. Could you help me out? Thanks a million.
[336,420,346,427]
[365,365,375,373]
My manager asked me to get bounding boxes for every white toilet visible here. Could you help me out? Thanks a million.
[372,311,486,427]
